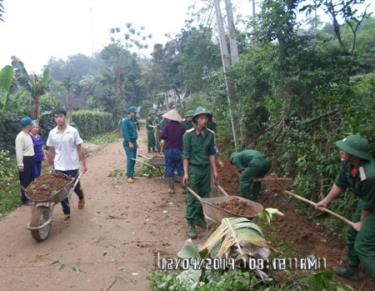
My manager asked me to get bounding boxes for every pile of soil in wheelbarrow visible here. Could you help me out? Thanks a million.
[25,173,73,201]
[217,198,258,217]
[149,156,165,167]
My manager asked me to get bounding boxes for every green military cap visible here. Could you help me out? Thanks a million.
[192,106,212,123]
[184,110,194,117]
[128,106,137,113]
[336,134,372,160]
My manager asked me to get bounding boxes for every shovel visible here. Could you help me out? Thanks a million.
[260,177,355,228]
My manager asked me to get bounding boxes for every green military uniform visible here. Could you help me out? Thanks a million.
[182,110,194,131]
[159,118,166,133]
[122,106,138,178]
[230,150,271,201]
[183,107,216,237]
[146,112,156,152]
[333,135,375,281]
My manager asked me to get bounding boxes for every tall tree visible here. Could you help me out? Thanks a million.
[0,0,4,22]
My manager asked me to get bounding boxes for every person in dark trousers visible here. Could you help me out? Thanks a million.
[47,108,88,220]
[230,149,271,201]
[15,116,35,205]
[31,121,45,177]
[160,109,186,194]
[121,106,138,183]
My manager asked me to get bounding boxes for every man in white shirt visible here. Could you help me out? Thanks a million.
[15,116,35,205]
[47,108,88,220]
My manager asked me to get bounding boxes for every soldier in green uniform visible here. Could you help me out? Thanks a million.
[146,111,157,153]
[230,150,271,201]
[182,106,218,239]
[316,134,375,281]
[121,106,138,184]
[155,112,165,153]
[182,110,194,130]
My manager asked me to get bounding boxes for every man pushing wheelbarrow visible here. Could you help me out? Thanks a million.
[46,108,88,221]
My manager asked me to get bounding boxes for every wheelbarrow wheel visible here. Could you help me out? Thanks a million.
[30,206,52,242]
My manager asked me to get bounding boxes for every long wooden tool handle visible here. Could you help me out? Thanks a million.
[218,185,230,197]
[131,158,156,169]
[186,187,203,202]
[138,153,151,160]
[282,190,355,227]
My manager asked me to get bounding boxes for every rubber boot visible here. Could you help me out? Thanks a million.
[187,224,197,239]
[332,265,360,281]
[168,177,175,194]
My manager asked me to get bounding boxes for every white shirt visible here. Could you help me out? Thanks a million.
[47,125,83,171]
[15,131,35,167]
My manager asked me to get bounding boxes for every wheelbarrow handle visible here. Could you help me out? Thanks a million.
[130,158,157,169]
[72,172,84,189]
[186,187,203,202]
[282,190,355,228]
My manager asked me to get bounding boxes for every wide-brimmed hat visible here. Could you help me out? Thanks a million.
[162,109,182,122]
[192,106,212,123]
[336,134,372,160]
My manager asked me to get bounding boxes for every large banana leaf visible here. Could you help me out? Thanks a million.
[0,65,13,109]
[201,217,270,259]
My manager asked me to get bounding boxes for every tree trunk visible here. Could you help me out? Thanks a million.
[224,0,239,65]
[31,95,40,120]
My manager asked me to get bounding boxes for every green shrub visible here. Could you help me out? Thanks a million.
[0,150,20,213]
[72,110,114,139]
[0,111,22,152]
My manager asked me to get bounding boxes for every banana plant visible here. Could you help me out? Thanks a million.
[174,217,273,288]
[0,65,26,112]
[11,56,50,119]
[201,217,271,261]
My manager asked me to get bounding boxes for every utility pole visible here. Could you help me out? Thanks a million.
[252,0,256,19]
[224,0,239,65]
[214,0,238,150]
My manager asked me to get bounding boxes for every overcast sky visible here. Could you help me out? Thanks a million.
[0,0,372,74]
[0,0,197,73]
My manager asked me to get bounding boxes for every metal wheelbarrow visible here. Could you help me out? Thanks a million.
[24,172,83,242]
[187,185,264,224]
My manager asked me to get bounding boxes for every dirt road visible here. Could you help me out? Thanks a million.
[0,131,200,291]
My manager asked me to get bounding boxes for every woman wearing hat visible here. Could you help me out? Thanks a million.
[316,134,375,281]
[15,116,35,205]
[30,120,45,177]
[160,109,186,194]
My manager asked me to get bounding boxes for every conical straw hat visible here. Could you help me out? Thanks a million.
[162,109,183,122]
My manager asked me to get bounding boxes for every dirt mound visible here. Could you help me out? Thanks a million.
[217,160,240,196]
[258,177,292,192]
[25,173,73,201]
[217,197,258,217]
